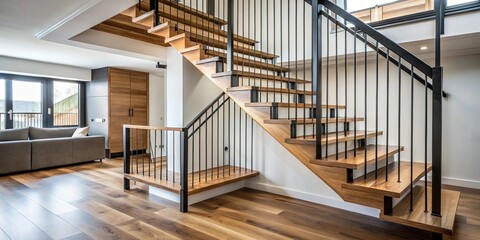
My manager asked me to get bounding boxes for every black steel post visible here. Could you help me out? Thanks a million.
[432,0,444,217]
[226,0,234,73]
[312,0,322,159]
[180,128,189,213]
[123,127,131,190]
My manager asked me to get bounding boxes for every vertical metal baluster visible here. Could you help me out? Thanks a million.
[335,19,339,160]
[287,0,290,119]
[254,0,257,88]
[244,110,247,172]
[251,117,253,170]
[173,132,176,183]
[303,0,306,138]
[149,130,152,177]
[386,49,390,181]
[266,0,269,102]
[223,96,226,177]
[248,0,251,86]
[228,99,231,175]
[166,130,169,181]
[142,129,145,175]
[294,0,298,126]
[353,32,357,157]
[198,117,201,182]
[211,105,214,179]
[410,65,414,211]
[136,129,139,174]
[325,15,330,157]
[217,101,220,178]
[280,0,283,103]
[155,130,158,178]
[260,0,263,101]
[424,73,428,212]
[273,0,276,103]
[205,112,208,182]
[375,41,379,179]
[397,57,402,183]
[364,33,368,178]
[344,23,348,158]
[192,124,195,187]
[238,103,241,173]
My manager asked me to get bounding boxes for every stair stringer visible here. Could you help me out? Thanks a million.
[171,44,384,210]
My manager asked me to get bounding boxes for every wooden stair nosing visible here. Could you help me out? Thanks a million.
[342,161,432,198]
[132,10,155,25]
[228,86,312,95]
[148,19,257,46]
[156,0,228,25]
[245,102,346,109]
[264,117,364,125]
[380,186,460,235]
[286,130,383,146]
[309,145,404,169]
[204,51,289,72]
[212,71,308,84]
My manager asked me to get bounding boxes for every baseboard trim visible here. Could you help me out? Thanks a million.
[427,176,480,190]
[246,182,380,218]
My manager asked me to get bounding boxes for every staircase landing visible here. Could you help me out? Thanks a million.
[380,186,460,235]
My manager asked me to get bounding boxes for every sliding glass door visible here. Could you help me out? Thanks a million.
[12,80,43,128]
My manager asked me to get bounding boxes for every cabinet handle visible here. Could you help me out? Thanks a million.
[131,108,134,117]
[128,108,131,117]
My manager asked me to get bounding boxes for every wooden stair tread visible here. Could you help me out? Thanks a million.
[157,0,228,25]
[228,86,312,95]
[149,21,257,46]
[212,71,307,83]
[178,44,203,54]
[380,186,460,235]
[132,10,155,25]
[310,145,403,169]
[286,130,382,146]
[342,161,432,198]
[125,166,259,195]
[264,117,363,125]
[198,55,289,73]
[245,102,345,109]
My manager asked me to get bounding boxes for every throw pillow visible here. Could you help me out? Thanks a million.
[72,127,89,138]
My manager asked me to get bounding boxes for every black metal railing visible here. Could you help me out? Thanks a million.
[124,93,257,213]
[131,0,445,222]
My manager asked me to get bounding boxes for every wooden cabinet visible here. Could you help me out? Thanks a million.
[87,67,149,158]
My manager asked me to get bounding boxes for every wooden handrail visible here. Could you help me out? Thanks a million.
[123,124,184,132]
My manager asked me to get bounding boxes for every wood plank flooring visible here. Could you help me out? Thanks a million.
[0,158,478,240]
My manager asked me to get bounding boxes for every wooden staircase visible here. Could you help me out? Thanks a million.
[117,0,460,237]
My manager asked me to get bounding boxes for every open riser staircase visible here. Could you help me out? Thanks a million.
[120,0,460,238]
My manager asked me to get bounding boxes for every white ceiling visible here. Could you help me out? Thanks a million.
[0,0,168,79]
[0,0,90,35]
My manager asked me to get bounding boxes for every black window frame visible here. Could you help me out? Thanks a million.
[0,73,86,129]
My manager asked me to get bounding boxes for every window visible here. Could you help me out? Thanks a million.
[347,0,399,12]
[12,80,43,128]
[53,81,79,126]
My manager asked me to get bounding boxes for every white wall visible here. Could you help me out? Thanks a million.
[182,58,223,124]
[0,55,91,81]
[149,73,165,127]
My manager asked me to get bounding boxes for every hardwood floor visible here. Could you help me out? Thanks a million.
[0,158,478,240]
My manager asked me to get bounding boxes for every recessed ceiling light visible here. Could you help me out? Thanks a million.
[420,46,428,50]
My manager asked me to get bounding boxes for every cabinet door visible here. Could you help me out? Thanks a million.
[130,72,148,151]
[109,68,131,154]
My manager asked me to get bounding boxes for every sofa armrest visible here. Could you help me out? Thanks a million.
[0,140,31,174]
[72,136,105,163]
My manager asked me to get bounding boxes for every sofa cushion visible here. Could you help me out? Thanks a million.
[31,137,73,169]
[29,127,77,140]
[0,128,29,142]
[72,135,105,163]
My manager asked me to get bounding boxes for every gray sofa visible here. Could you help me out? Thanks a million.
[0,127,105,175]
